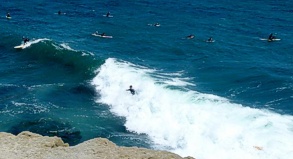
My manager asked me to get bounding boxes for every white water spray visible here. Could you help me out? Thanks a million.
[92,58,293,159]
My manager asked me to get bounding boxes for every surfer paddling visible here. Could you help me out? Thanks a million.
[186,34,195,39]
[94,31,105,36]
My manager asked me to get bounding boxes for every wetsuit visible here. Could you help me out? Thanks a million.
[23,38,29,44]
[127,88,135,95]
[268,34,274,40]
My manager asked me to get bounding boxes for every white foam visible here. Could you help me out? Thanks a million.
[91,58,293,159]
[21,38,49,48]
[54,43,93,56]
[60,43,74,51]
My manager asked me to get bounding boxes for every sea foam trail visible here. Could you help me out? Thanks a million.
[17,38,50,49]
[91,58,293,159]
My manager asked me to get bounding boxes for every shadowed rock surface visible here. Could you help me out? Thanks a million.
[0,131,195,159]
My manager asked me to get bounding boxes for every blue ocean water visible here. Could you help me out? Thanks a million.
[1,0,293,158]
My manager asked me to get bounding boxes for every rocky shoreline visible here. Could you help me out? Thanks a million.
[0,131,194,159]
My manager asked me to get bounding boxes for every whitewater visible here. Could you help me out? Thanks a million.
[1,0,293,159]
[92,58,293,159]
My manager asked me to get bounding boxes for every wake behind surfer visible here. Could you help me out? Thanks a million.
[126,85,135,95]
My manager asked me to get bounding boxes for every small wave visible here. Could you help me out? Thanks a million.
[16,39,104,78]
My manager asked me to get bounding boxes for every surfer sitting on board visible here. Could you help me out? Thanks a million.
[106,12,110,17]
[268,33,276,41]
[207,37,213,42]
[58,10,62,15]
[6,12,11,18]
[126,85,135,95]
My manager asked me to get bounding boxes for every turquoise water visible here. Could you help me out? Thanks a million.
[1,1,293,158]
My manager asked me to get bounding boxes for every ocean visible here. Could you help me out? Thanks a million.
[1,0,293,158]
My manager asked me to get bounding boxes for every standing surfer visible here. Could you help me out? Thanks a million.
[23,37,30,44]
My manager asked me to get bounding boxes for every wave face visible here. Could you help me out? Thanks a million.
[0,38,104,145]
[1,0,293,158]
[14,39,102,78]
[92,58,293,159]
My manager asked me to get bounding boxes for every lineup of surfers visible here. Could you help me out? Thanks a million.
[186,34,214,42]
[6,11,279,42]
[6,10,280,95]
[7,10,134,95]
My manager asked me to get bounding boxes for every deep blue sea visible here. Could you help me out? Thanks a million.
[1,0,293,158]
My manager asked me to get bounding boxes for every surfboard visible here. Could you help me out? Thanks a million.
[103,15,113,17]
[148,23,160,27]
[14,39,48,50]
[14,44,25,49]
[14,43,30,49]
[92,33,113,38]
[54,12,66,15]
[260,38,281,41]
[206,40,215,43]
[6,16,11,19]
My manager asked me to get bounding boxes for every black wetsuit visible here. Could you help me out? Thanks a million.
[23,38,29,44]
[127,88,135,95]
[268,34,274,40]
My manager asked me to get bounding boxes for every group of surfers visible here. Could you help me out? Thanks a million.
[186,35,214,42]
[6,10,280,96]
[6,12,279,43]
[186,33,278,42]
